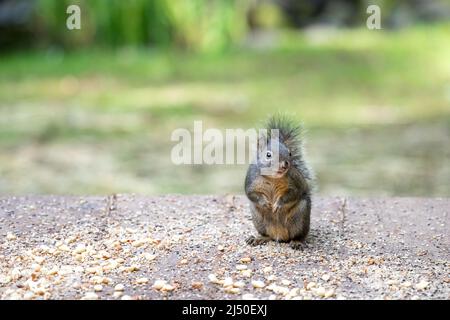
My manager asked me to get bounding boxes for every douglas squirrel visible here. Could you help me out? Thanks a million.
[245,115,314,250]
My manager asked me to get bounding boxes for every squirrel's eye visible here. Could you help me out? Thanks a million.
[266,151,272,159]
[289,152,292,157]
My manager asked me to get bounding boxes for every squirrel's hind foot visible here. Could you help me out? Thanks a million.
[246,235,270,246]
[290,240,307,251]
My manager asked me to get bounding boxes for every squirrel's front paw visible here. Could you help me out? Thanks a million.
[272,200,281,213]
[246,235,270,246]
[257,197,271,211]
[272,197,286,213]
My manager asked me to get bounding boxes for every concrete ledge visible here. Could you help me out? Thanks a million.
[0,195,448,299]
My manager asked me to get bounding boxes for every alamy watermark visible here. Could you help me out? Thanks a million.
[66,4,381,31]
[170,121,281,176]
[66,5,81,30]
[366,5,382,30]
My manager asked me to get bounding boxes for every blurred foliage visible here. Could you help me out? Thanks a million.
[0,23,449,196]
[35,0,250,52]
[0,0,438,52]
[0,1,449,195]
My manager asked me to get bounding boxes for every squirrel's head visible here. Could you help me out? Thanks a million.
[257,137,292,179]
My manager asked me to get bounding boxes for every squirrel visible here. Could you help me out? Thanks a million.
[244,115,314,250]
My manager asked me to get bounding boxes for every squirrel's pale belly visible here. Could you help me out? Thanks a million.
[266,223,290,242]
[263,203,300,242]
[250,176,295,242]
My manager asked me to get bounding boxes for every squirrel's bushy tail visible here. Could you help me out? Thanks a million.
[265,114,315,186]
[265,114,304,160]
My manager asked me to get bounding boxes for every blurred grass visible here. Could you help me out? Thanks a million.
[0,23,449,196]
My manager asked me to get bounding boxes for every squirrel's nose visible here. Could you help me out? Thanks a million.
[281,160,290,170]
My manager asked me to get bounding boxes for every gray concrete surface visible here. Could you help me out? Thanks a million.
[0,195,448,300]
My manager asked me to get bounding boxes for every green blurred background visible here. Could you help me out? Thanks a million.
[0,0,449,196]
